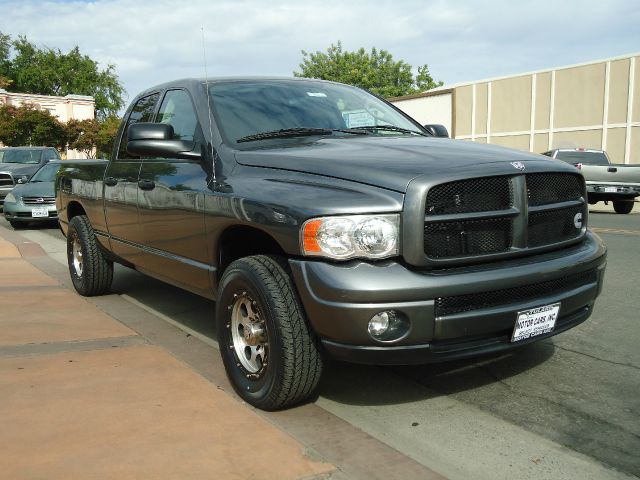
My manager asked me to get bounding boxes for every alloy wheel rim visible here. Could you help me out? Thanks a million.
[230,292,268,375]
[72,237,83,277]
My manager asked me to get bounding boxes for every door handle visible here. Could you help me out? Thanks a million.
[104,176,118,187]
[138,179,156,191]
[608,167,617,173]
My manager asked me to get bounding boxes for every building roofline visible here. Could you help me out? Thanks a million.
[0,89,95,104]
[389,51,640,101]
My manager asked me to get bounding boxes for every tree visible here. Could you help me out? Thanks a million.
[65,115,121,159]
[0,103,66,149]
[0,32,125,119]
[0,32,12,89]
[294,41,443,98]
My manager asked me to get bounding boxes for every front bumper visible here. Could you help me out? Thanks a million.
[290,231,607,365]
[3,202,57,222]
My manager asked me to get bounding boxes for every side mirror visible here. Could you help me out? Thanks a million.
[423,124,449,138]
[127,122,202,160]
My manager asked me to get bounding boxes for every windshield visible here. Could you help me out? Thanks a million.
[1,149,42,164]
[208,80,423,146]
[555,151,609,165]
[30,163,61,182]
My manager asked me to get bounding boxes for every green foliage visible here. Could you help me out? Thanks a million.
[0,32,125,119]
[0,103,66,149]
[66,115,121,159]
[0,32,12,89]
[294,41,443,98]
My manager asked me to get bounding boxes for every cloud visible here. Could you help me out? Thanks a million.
[1,0,638,107]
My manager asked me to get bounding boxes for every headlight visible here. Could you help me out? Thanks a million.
[16,175,29,184]
[301,214,399,260]
[4,193,16,203]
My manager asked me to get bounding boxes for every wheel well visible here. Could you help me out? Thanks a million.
[67,201,87,220]
[217,226,286,279]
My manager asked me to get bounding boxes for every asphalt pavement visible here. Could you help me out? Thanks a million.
[1,201,638,480]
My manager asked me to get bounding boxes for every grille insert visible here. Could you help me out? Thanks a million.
[527,173,583,206]
[424,218,512,258]
[0,173,14,187]
[425,177,513,216]
[528,205,584,247]
[436,269,598,317]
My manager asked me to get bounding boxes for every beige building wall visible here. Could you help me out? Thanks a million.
[391,52,640,164]
[0,89,95,158]
[391,90,453,133]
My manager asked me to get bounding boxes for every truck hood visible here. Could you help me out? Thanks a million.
[11,181,55,199]
[0,163,41,178]
[234,136,555,192]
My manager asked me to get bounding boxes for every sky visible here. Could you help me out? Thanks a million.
[1,0,639,107]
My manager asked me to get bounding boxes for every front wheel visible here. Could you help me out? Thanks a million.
[67,215,113,296]
[216,255,323,410]
[613,201,634,214]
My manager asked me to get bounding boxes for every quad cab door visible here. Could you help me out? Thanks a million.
[136,88,212,297]
[103,92,160,263]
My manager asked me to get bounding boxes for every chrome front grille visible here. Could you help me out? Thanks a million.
[0,173,14,188]
[22,196,56,205]
[421,172,587,265]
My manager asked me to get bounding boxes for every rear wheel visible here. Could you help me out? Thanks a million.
[67,215,113,296]
[613,201,634,214]
[216,255,323,410]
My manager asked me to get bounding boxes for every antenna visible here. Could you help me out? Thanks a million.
[201,26,216,186]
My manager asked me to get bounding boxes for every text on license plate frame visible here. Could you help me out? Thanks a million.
[511,302,561,343]
[31,207,49,218]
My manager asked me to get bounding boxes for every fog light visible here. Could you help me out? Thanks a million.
[368,312,391,336]
[367,310,410,342]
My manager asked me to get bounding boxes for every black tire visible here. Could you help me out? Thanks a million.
[613,201,634,214]
[67,215,113,296]
[9,221,26,230]
[216,255,323,410]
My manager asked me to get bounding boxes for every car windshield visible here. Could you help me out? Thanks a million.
[1,149,41,164]
[555,151,609,165]
[29,163,61,182]
[208,80,424,146]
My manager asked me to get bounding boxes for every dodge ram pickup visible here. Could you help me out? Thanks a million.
[543,148,640,213]
[56,78,607,410]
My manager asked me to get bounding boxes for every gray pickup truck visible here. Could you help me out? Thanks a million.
[543,148,640,213]
[56,78,607,410]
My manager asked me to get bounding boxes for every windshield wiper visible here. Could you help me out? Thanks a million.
[237,128,332,143]
[236,127,371,143]
[344,125,428,136]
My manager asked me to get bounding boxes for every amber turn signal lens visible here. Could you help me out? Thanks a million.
[302,219,323,253]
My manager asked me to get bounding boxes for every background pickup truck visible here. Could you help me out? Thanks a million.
[56,77,607,410]
[543,148,640,214]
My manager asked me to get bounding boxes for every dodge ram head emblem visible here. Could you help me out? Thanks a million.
[510,162,526,171]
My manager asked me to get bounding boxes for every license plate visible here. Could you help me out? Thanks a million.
[31,207,49,218]
[604,187,617,192]
[511,303,560,342]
